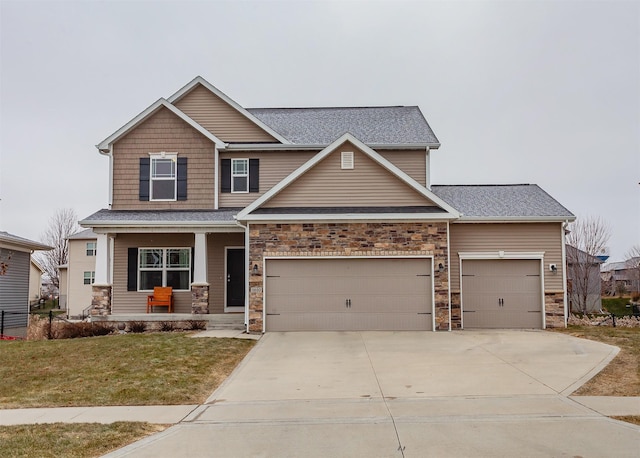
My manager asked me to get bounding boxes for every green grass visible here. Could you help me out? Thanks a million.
[0,422,166,458]
[0,333,255,408]
[602,297,635,316]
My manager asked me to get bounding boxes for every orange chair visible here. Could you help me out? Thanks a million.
[147,286,174,313]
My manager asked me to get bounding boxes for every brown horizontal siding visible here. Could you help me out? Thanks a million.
[218,150,317,208]
[449,223,564,292]
[113,233,195,313]
[378,150,426,187]
[263,142,434,208]
[174,84,277,143]
[207,232,244,313]
[112,107,215,210]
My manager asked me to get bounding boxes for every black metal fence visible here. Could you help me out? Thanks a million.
[0,310,66,340]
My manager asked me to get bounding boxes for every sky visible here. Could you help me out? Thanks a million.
[0,0,638,261]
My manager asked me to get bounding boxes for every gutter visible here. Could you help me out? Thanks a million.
[222,142,440,151]
[454,216,577,223]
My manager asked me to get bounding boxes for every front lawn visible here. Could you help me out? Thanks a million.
[602,297,635,316]
[0,333,255,408]
[551,326,640,396]
[0,422,165,458]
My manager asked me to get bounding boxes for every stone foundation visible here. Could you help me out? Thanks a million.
[450,292,462,329]
[249,222,450,332]
[191,285,209,314]
[91,285,112,316]
[545,291,566,328]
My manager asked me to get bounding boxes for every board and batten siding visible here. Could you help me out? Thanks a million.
[0,250,30,328]
[218,150,317,208]
[263,142,435,208]
[174,84,278,143]
[111,107,216,211]
[449,223,564,292]
[206,232,244,313]
[112,234,195,313]
[378,150,427,187]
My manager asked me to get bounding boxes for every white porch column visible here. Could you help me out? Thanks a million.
[193,232,208,285]
[94,233,110,285]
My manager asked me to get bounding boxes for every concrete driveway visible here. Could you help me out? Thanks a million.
[108,331,640,457]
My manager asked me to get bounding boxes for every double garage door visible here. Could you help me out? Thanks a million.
[265,258,432,331]
[461,259,543,329]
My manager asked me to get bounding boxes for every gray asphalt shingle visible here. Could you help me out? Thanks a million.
[430,184,574,219]
[247,106,438,145]
[80,209,241,224]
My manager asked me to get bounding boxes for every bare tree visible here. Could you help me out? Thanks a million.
[625,245,640,295]
[0,249,12,275]
[566,216,611,313]
[37,208,80,289]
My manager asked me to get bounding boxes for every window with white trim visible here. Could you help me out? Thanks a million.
[150,153,177,200]
[138,248,191,291]
[231,158,248,193]
[86,242,96,256]
[83,271,95,285]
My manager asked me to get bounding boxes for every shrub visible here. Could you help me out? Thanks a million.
[128,321,147,333]
[184,320,207,331]
[158,321,176,332]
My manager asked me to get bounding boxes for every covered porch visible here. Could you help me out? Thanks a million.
[81,210,248,326]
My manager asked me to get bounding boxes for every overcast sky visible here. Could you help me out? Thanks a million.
[1,0,638,261]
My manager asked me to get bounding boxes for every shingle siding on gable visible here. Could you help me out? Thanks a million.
[111,107,215,210]
[174,84,278,143]
[263,142,434,208]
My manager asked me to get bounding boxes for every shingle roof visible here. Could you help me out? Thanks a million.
[247,106,438,145]
[0,231,53,251]
[430,184,574,219]
[80,209,241,225]
[68,228,97,240]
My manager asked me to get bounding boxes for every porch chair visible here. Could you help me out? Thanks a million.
[146,286,174,313]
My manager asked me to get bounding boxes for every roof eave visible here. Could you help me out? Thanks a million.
[454,216,576,223]
[223,142,439,151]
[238,213,458,223]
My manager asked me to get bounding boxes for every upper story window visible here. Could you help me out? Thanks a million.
[86,242,96,256]
[221,158,259,194]
[232,158,249,193]
[150,153,177,200]
[139,155,187,202]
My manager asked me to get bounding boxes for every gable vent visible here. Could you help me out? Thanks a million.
[341,151,354,170]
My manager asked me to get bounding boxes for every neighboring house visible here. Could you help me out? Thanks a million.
[80,76,575,332]
[0,231,52,334]
[29,257,44,306]
[566,245,603,313]
[60,229,98,318]
[601,258,640,295]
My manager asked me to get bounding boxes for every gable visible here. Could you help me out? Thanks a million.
[263,141,437,208]
[173,84,279,143]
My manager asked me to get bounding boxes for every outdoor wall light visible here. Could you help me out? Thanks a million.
[549,264,558,273]
[438,263,445,272]
[252,264,259,275]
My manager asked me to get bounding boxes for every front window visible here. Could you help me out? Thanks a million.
[232,158,248,193]
[138,248,190,291]
[83,271,95,285]
[150,154,177,200]
[86,242,96,256]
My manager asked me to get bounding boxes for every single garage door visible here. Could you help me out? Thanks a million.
[265,258,432,331]
[461,259,542,329]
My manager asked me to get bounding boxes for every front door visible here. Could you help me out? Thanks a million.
[226,248,245,307]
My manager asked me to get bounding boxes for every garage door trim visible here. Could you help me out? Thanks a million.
[263,255,435,332]
[458,251,545,329]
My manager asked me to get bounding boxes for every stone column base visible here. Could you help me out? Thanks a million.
[191,284,209,314]
[91,285,112,316]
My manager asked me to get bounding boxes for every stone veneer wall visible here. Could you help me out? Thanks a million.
[191,285,209,314]
[91,285,112,316]
[544,291,565,328]
[450,292,462,329]
[248,222,450,332]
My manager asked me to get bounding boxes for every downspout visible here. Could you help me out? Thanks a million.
[214,146,219,209]
[561,220,569,327]
[447,220,451,331]
[234,217,250,332]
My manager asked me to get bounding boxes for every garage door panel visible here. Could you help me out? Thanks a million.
[462,259,542,329]
[265,258,432,331]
